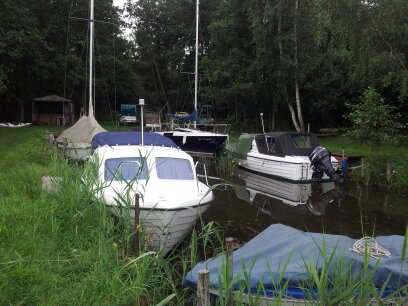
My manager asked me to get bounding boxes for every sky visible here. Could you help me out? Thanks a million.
[113,0,126,8]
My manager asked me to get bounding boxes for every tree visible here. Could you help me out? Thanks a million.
[345,87,406,151]
[204,0,255,123]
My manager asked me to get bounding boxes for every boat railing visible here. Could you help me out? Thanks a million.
[195,161,209,186]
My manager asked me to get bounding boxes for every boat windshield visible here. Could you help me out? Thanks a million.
[156,157,194,180]
[292,135,313,149]
[104,157,148,181]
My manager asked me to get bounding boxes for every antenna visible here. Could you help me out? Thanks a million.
[88,0,94,117]
[194,0,199,129]
[139,99,145,145]
[260,113,265,134]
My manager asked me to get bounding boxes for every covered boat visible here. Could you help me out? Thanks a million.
[236,132,341,183]
[88,131,214,254]
[56,115,106,160]
[184,224,408,304]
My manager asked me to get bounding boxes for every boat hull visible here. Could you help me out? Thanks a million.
[57,144,91,161]
[108,203,210,254]
[162,132,227,155]
[239,146,338,182]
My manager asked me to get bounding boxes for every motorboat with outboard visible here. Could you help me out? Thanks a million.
[235,132,342,183]
[88,131,214,254]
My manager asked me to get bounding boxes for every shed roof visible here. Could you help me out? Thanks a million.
[33,95,71,103]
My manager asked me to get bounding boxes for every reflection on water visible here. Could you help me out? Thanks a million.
[202,168,408,243]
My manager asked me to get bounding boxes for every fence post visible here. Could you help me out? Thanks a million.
[197,269,210,306]
[133,194,140,256]
[62,137,67,158]
[226,237,235,306]
[360,158,365,178]
[386,162,392,186]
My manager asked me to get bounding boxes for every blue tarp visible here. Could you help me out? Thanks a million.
[184,224,408,297]
[167,110,197,121]
[91,131,178,150]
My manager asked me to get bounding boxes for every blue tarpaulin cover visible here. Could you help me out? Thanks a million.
[91,131,178,150]
[184,224,408,297]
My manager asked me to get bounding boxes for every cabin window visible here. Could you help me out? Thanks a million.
[104,157,147,181]
[156,157,194,180]
[292,135,313,149]
[265,136,276,152]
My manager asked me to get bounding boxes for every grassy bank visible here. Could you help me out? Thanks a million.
[1,126,407,305]
[0,126,199,305]
[319,136,408,189]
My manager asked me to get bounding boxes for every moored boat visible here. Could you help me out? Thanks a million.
[235,132,342,183]
[184,224,408,304]
[89,131,214,254]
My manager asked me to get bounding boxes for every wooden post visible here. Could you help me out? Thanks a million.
[62,137,67,158]
[360,158,365,178]
[225,237,235,306]
[386,162,392,186]
[197,269,210,306]
[133,194,140,256]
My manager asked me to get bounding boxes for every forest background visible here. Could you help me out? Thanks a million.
[0,0,407,132]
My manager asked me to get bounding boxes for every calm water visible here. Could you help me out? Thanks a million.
[200,167,408,244]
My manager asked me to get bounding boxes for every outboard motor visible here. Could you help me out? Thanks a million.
[309,146,343,184]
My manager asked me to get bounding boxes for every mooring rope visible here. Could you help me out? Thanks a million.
[350,237,391,259]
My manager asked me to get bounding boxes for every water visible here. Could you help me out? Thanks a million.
[201,167,408,244]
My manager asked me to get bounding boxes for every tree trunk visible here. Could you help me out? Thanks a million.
[288,102,301,132]
[278,0,302,132]
[293,0,305,132]
[152,53,171,114]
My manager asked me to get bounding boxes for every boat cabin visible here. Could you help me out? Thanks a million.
[255,132,320,157]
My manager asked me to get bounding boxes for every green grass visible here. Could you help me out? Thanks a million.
[0,126,183,305]
[1,126,407,305]
[319,135,408,188]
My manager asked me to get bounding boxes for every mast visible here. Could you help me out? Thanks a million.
[194,0,199,129]
[88,0,94,117]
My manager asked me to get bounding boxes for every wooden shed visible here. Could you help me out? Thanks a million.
[32,95,74,125]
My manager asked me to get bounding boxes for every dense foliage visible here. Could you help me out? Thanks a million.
[345,87,406,148]
[1,0,407,132]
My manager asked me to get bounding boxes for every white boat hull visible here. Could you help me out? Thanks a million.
[239,139,338,182]
[108,203,210,254]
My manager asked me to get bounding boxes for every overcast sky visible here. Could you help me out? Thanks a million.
[113,0,126,8]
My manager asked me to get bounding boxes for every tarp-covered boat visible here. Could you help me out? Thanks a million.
[184,224,408,302]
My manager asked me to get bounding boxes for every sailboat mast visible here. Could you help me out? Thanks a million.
[194,0,199,129]
[88,0,94,117]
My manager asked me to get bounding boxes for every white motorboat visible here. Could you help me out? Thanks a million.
[89,131,214,254]
[236,132,342,183]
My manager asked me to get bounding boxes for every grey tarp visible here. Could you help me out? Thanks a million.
[56,115,106,148]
